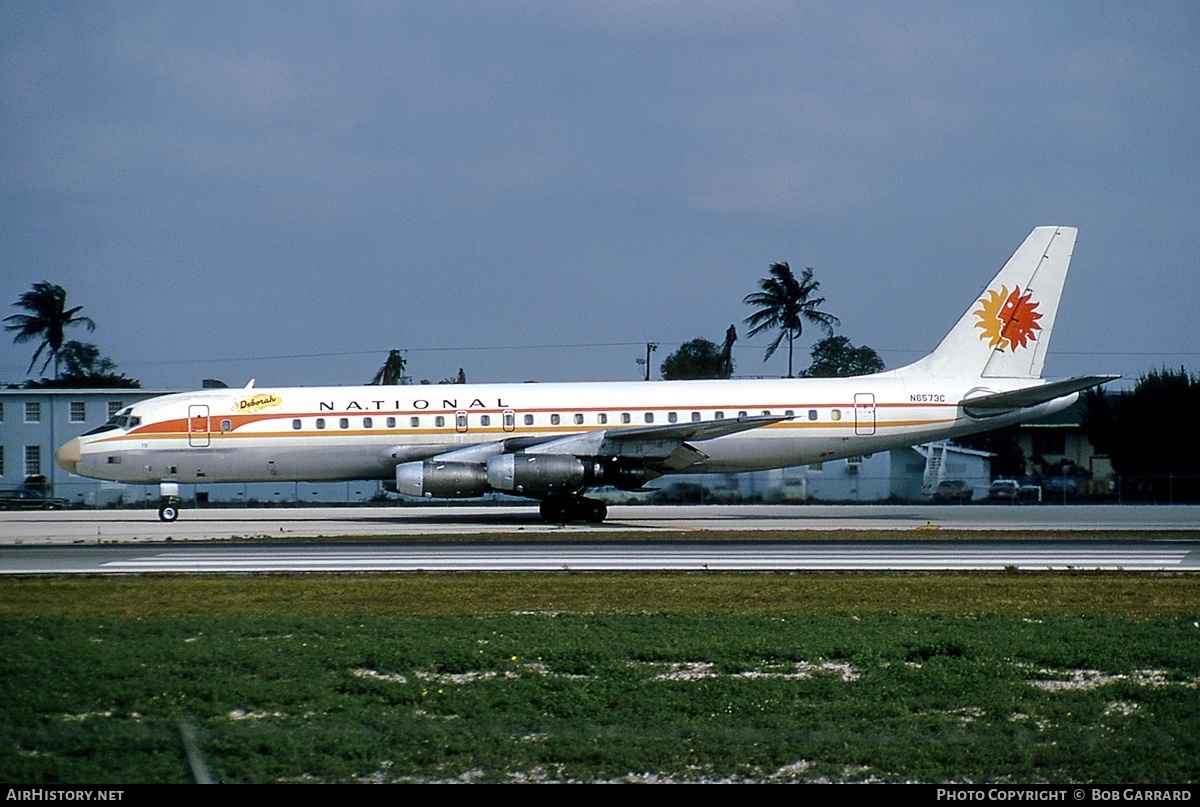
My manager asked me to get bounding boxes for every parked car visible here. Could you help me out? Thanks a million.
[0,489,69,510]
[986,478,1020,502]
[931,480,973,503]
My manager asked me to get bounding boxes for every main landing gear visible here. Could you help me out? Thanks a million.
[538,494,608,523]
[158,501,180,522]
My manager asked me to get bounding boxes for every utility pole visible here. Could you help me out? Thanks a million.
[636,343,658,381]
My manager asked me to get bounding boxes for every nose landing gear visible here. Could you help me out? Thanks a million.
[158,481,181,522]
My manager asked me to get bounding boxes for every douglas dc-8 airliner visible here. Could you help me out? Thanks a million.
[56,227,1116,522]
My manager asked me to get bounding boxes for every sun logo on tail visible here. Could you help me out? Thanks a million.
[973,285,1042,351]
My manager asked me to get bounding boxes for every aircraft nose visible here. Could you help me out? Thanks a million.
[56,438,81,474]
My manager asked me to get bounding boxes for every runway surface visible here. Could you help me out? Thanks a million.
[2,503,1199,546]
[3,539,1200,575]
[3,504,1198,574]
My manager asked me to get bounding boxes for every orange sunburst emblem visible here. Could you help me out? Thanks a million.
[972,285,1042,351]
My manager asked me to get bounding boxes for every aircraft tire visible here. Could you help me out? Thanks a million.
[158,504,179,522]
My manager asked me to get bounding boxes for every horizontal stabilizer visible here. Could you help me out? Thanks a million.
[963,375,1119,414]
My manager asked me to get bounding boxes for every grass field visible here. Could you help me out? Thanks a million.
[2,571,1198,783]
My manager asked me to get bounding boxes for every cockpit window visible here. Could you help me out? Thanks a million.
[81,411,142,436]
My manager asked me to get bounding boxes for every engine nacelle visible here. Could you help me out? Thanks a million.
[395,460,488,498]
[487,454,588,495]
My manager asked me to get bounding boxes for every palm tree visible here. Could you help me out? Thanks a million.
[743,263,839,378]
[369,349,409,385]
[5,282,96,378]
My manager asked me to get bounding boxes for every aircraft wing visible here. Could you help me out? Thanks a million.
[393,414,791,472]
[962,375,1119,415]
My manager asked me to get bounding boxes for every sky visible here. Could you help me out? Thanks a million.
[2,1,1197,391]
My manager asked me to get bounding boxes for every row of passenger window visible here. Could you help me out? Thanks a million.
[288,408,845,431]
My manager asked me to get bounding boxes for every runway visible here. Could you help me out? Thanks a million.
[3,504,1198,574]
[2,503,1199,546]
[3,538,1200,575]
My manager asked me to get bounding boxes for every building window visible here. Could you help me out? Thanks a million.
[25,445,41,477]
[25,402,41,423]
[70,402,86,423]
[0,446,4,476]
[1032,430,1066,456]
[108,401,122,418]
[0,401,4,422]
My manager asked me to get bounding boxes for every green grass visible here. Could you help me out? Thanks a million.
[2,572,1198,783]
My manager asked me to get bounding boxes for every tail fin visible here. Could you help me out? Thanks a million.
[893,226,1077,379]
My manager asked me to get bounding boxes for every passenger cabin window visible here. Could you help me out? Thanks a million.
[292,419,302,430]
[808,410,818,421]
[339,418,349,429]
[220,419,232,432]
[644,413,654,424]
[598,413,608,424]
[621,413,631,424]
[524,414,534,426]
[363,417,373,428]
[411,417,420,428]
[386,417,396,428]
[435,416,445,428]
[668,412,678,423]
[574,414,584,425]
[316,418,326,429]
[714,411,725,420]
[551,414,560,425]
[831,409,842,421]
[480,415,491,427]
[691,412,701,422]
[738,410,747,419]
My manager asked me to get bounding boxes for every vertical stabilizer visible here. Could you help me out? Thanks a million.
[892,226,1076,379]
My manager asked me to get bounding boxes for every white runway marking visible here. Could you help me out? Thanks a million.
[93,542,1194,573]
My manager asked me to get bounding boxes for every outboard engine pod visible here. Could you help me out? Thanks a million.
[395,460,488,498]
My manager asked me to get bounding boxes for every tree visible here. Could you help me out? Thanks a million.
[743,263,839,377]
[661,338,726,380]
[23,341,140,388]
[802,335,885,378]
[1083,368,1200,501]
[5,282,96,378]
[717,324,737,379]
[369,350,409,385]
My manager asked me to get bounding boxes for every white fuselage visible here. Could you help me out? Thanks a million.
[61,375,1071,487]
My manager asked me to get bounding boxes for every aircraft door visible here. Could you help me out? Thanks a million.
[455,410,468,433]
[188,405,211,447]
[502,410,515,433]
[854,393,876,436]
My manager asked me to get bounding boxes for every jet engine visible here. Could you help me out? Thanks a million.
[393,454,653,499]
